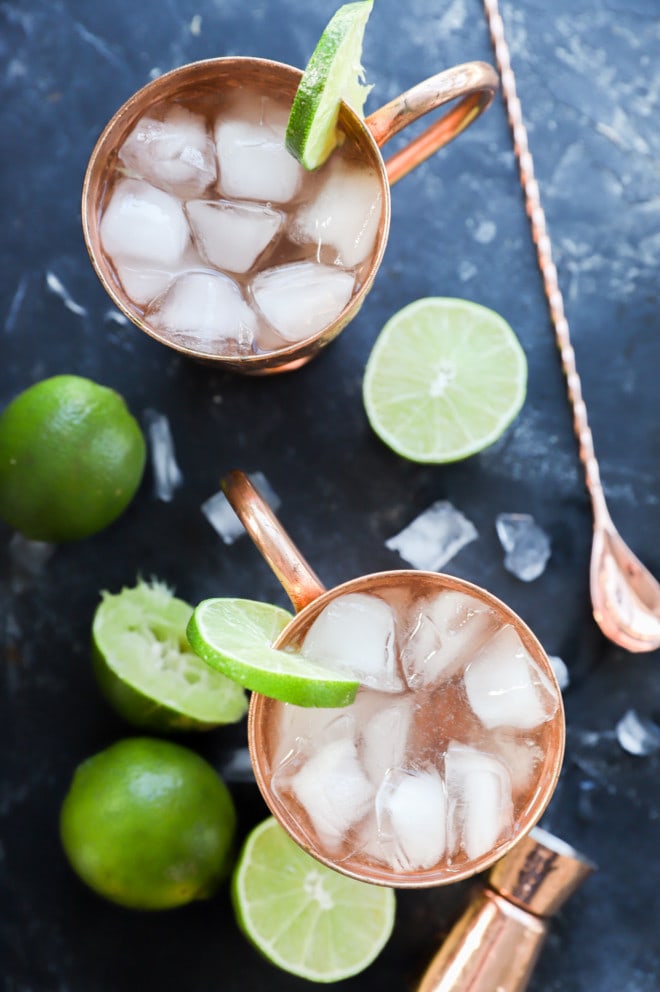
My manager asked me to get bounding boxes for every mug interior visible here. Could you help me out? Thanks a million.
[82,57,391,372]
[248,570,566,889]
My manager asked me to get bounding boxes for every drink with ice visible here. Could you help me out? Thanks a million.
[250,572,564,887]
[96,76,384,360]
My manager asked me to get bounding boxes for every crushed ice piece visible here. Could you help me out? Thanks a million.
[615,709,660,756]
[100,178,190,268]
[201,471,280,545]
[445,742,513,861]
[386,501,478,571]
[548,654,570,691]
[289,737,375,852]
[496,512,551,582]
[119,107,217,198]
[301,592,404,693]
[148,270,257,346]
[464,624,559,730]
[290,158,383,268]
[372,768,447,871]
[143,409,183,502]
[215,99,303,203]
[186,198,283,274]
[251,261,354,343]
[45,272,87,316]
[9,533,56,592]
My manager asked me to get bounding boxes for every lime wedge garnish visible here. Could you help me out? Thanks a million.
[187,598,359,708]
[232,817,396,982]
[363,297,528,463]
[286,1,374,170]
[92,579,248,731]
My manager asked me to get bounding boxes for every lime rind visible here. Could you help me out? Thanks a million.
[187,598,359,708]
[363,297,528,463]
[286,1,374,170]
[232,817,396,982]
[92,579,248,731]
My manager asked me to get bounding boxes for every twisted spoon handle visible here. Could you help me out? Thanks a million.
[483,0,606,520]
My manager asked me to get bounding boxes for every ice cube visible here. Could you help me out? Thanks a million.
[288,737,375,852]
[100,178,190,268]
[215,100,303,203]
[251,261,354,342]
[301,592,404,692]
[489,731,543,791]
[360,696,415,785]
[615,709,660,756]
[119,107,217,198]
[496,513,551,582]
[201,471,281,545]
[148,270,257,347]
[290,158,383,268]
[445,743,513,861]
[143,409,183,502]
[114,261,175,306]
[186,198,283,274]
[386,501,478,571]
[463,625,559,730]
[370,768,447,871]
[272,702,356,768]
[401,590,497,689]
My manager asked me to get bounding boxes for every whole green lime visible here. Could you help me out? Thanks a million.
[60,737,237,910]
[0,374,146,542]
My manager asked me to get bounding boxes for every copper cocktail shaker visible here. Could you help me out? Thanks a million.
[417,827,595,992]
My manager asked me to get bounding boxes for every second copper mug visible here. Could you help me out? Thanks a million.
[82,56,497,374]
[222,472,566,889]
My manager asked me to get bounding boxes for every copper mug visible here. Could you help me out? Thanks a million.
[82,57,497,375]
[222,471,566,888]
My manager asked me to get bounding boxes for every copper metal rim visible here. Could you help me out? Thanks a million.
[247,569,566,889]
[81,57,391,375]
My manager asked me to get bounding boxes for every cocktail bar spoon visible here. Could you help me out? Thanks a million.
[484,0,660,653]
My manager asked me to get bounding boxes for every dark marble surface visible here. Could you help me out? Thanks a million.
[1,1,659,990]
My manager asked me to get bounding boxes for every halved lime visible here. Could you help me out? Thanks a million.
[363,297,528,463]
[232,817,396,982]
[286,1,374,170]
[92,579,248,731]
[187,598,359,708]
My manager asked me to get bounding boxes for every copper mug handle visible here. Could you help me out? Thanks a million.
[365,61,499,185]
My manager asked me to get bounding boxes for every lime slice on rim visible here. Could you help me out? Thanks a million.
[363,297,528,463]
[286,1,374,170]
[92,579,248,731]
[187,598,359,708]
[232,817,396,982]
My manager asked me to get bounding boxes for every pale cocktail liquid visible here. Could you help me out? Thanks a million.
[98,81,384,356]
[258,576,562,881]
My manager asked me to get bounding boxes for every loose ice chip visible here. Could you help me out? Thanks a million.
[302,592,404,692]
[100,178,190,268]
[215,101,303,203]
[119,107,217,198]
[372,768,447,871]
[201,470,280,544]
[386,501,478,571]
[401,590,496,689]
[251,262,354,342]
[445,743,513,861]
[464,625,558,730]
[289,738,375,852]
[186,199,283,274]
[548,654,570,691]
[496,513,551,582]
[143,409,183,502]
[148,270,257,346]
[290,158,383,267]
[360,697,415,785]
[615,709,660,756]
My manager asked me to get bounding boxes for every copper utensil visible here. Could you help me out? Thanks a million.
[484,0,660,653]
[417,827,595,992]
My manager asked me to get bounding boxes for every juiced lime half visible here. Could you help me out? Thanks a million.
[232,817,396,982]
[363,297,528,463]
[286,1,374,170]
[187,598,359,708]
[92,579,248,731]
